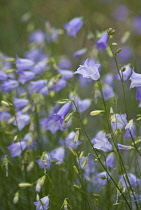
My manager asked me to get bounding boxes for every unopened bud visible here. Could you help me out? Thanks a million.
[73,166,79,174]
[107,28,115,36]
[111,42,117,46]
[74,130,79,143]
[13,191,19,204]
[19,182,32,188]
[74,184,81,189]
[79,151,84,159]
[81,157,88,169]
[116,48,122,53]
[68,147,77,156]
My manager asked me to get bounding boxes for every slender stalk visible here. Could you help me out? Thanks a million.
[72,100,132,209]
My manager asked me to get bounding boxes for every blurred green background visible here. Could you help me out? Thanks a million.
[1,0,141,56]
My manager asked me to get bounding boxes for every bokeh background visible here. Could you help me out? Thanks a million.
[1,0,141,57]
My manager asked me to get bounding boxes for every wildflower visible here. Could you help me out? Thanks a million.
[73,48,87,58]
[14,98,29,110]
[91,131,112,152]
[111,114,127,131]
[29,30,45,44]
[96,32,108,52]
[1,79,19,93]
[102,84,115,100]
[30,80,48,95]
[58,58,71,69]
[18,71,35,84]
[15,57,34,71]
[34,196,49,210]
[136,87,141,107]
[112,5,129,22]
[65,132,82,149]
[74,58,100,81]
[13,113,30,130]
[50,147,65,163]
[132,15,141,35]
[130,71,141,88]
[0,70,7,80]
[31,60,47,75]
[25,48,48,62]
[54,102,71,124]
[69,93,91,113]
[48,78,67,92]
[119,174,141,189]
[36,153,51,169]
[0,111,11,121]
[115,65,132,82]
[8,141,26,157]
[124,119,136,138]
[63,17,83,37]
[58,69,73,80]
[105,153,115,168]
[118,144,133,150]
[92,171,110,191]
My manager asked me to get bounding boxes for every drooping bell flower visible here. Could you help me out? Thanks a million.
[8,141,26,157]
[54,102,71,124]
[15,56,34,71]
[63,17,83,37]
[115,65,133,82]
[130,71,141,88]
[96,32,108,52]
[34,196,49,210]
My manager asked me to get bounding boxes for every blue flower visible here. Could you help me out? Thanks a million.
[36,153,51,169]
[1,80,19,93]
[48,78,67,92]
[0,70,7,80]
[25,48,48,62]
[58,69,73,80]
[105,153,115,168]
[111,114,127,131]
[96,32,108,52]
[18,71,35,84]
[64,132,82,149]
[91,131,112,152]
[73,48,87,58]
[31,60,47,75]
[14,98,29,110]
[132,15,141,35]
[50,147,65,163]
[118,144,133,150]
[13,113,30,130]
[102,84,115,100]
[130,71,141,88]
[15,57,34,71]
[136,87,141,107]
[0,111,11,122]
[34,196,49,210]
[124,120,136,139]
[74,59,100,81]
[54,102,71,124]
[30,80,48,95]
[63,17,83,37]
[8,141,26,157]
[115,65,133,82]
[30,30,45,44]
[92,171,110,191]
[69,93,91,113]
[119,174,141,189]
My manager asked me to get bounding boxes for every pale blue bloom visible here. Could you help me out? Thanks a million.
[74,58,100,81]
[64,17,83,37]
[34,196,49,210]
